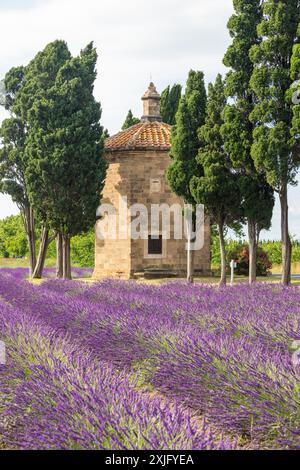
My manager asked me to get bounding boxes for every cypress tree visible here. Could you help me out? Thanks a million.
[222,0,275,284]
[25,42,107,279]
[290,30,300,245]
[250,0,300,285]
[167,71,206,203]
[167,70,206,282]
[160,84,182,125]
[190,75,242,286]
[0,66,38,275]
[122,110,140,130]
[4,42,73,278]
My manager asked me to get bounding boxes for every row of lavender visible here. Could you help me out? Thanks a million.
[0,267,93,280]
[1,269,299,448]
[0,275,233,450]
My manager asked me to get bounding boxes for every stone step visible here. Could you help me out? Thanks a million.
[138,269,178,279]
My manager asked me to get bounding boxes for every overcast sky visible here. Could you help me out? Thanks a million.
[0,0,299,240]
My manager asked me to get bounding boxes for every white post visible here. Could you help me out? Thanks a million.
[230,259,236,286]
[186,217,192,283]
[185,206,194,283]
[0,341,6,365]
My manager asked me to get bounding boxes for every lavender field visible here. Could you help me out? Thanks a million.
[0,268,299,450]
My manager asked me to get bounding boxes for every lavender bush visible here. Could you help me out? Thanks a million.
[0,267,93,279]
[0,304,230,450]
[0,269,299,449]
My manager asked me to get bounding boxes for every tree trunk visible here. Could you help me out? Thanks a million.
[280,184,292,286]
[32,227,49,279]
[62,234,72,280]
[187,236,194,283]
[218,223,226,287]
[56,233,63,278]
[186,209,194,283]
[23,207,36,276]
[248,219,257,285]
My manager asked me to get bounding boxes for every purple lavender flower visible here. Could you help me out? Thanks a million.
[0,270,299,449]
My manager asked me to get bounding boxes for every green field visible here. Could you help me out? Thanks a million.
[0,257,56,269]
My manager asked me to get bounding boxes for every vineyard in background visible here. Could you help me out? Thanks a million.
[1,215,300,273]
[0,215,94,268]
[211,235,300,273]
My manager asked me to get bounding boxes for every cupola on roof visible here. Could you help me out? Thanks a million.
[105,83,171,152]
[141,82,162,123]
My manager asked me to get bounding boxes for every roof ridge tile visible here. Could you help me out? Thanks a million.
[105,121,171,152]
[124,122,148,149]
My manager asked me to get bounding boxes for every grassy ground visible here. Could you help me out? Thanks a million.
[28,276,300,287]
[138,276,300,286]
[272,262,300,274]
[0,257,57,269]
[1,258,300,286]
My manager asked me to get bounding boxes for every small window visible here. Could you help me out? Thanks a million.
[148,235,163,255]
[150,178,161,193]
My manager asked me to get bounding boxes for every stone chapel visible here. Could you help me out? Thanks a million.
[93,83,211,279]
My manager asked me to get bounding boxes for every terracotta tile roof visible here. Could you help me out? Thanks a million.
[105,122,172,152]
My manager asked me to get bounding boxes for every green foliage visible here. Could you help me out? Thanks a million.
[211,234,236,268]
[12,42,71,122]
[2,66,25,111]
[0,117,27,208]
[160,84,182,125]
[1,40,106,277]
[291,42,300,149]
[20,41,107,236]
[261,240,300,265]
[249,0,300,190]
[224,0,262,100]
[70,230,94,268]
[222,0,274,235]
[228,244,272,276]
[0,66,29,211]
[249,0,300,283]
[121,110,140,130]
[103,129,110,139]
[0,213,94,267]
[212,233,300,269]
[167,70,206,204]
[0,215,27,258]
[190,74,242,227]
[260,241,283,266]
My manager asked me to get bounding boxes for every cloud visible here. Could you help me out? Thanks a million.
[0,194,19,220]
[0,0,299,240]
[261,188,300,241]
[0,0,45,11]
[0,0,234,133]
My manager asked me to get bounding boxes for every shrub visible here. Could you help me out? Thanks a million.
[261,240,300,265]
[0,215,28,258]
[70,230,94,268]
[0,214,94,268]
[228,244,272,276]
